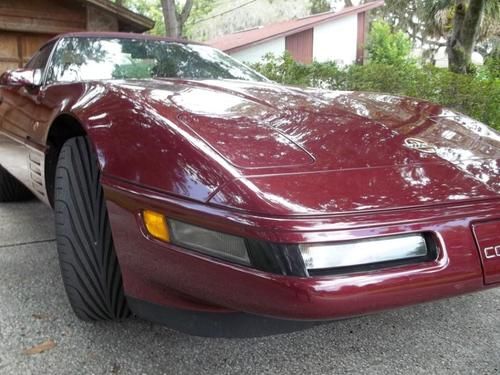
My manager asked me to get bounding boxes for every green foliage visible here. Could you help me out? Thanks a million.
[483,53,500,80]
[112,61,154,79]
[251,53,500,130]
[309,0,331,15]
[183,0,215,38]
[367,21,413,65]
[254,53,345,88]
[376,0,499,70]
[116,0,214,37]
[117,0,166,35]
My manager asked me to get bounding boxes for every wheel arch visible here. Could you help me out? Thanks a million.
[45,113,87,207]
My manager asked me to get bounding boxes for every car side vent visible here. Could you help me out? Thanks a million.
[29,152,47,199]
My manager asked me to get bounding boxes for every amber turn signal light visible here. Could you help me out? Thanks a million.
[143,210,170,242]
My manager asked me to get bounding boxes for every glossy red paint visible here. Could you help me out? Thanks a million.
[0,33,499,324]
[102,177,500,319]
[473,220,500,285]
[0,68,41,87]
[67,78,499,210]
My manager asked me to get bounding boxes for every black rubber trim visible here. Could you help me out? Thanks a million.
[127,297,321,338]
[245,240,308,277]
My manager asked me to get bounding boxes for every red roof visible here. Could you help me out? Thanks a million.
[208,1,384,53]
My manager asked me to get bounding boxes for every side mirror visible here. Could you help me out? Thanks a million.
[0,69,43,87]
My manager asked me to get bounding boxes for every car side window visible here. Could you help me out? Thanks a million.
[25,42,55,71]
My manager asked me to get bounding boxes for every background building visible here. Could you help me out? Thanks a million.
[208,1,383,65]
[0,0,153,74]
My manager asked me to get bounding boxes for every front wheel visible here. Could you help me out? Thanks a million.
[54,136,130,321]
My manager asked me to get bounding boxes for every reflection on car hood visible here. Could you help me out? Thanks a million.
[116,79,500,214]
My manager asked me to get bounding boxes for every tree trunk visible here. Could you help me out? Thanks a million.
[160,0,194,37]
[447,0,485,73]
[161,0,180,37]
[344,0,353,6]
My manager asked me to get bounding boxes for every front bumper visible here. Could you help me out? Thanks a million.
[103,177,500,331]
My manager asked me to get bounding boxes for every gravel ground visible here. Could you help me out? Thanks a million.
[0,200,499,375]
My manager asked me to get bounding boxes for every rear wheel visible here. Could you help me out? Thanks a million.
[0,165,33,202]
[54,136,130,321]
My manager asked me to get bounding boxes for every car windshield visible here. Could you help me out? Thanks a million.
[46,37,267,83]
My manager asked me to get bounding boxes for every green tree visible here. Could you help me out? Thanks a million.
[115,0,165,35]
[367,21,412,65]
[482,49,500,79]
[423,0,500,73]
[447,0,485,73]
[115,0,214,37]
[309,0,330,14]
[377,0,499,73]
[161,0,194,37]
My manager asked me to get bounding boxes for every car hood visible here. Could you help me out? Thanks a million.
[118,79,500,215]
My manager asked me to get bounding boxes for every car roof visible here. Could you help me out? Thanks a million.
[42,31,204,50]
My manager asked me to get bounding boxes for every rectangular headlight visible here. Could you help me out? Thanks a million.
[169,219,250,265]
[299,234,429,271]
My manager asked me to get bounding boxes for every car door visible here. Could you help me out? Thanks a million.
[0,41,55,201]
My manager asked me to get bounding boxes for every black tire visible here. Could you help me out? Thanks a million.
[0,165,33,202]
[54,136,130,321]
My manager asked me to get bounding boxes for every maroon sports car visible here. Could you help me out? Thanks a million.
[1,32,499,337]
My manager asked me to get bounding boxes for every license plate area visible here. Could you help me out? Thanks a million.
[472,220,500,285]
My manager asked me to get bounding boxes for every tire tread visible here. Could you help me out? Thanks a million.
[54,137,129,321]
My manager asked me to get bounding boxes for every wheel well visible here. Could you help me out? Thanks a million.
[45,114,86,206]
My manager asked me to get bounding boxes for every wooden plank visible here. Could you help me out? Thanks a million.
[0,0,86,33]
[0,0,152,33]
[0,32,53,74]
[0,57,19,63]
[0,61,19,72]
[21,34,52,60]
[0,18,84,34]
[0,33,19,59]
[356,12,366,64]
[85,0,154,31]
[0,32,20,73]
[0,8,85,23]
[0,0,85,22]
[285,28,314,64]
[87,5,119,31]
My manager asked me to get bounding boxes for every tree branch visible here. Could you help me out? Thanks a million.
[179,0,194,25]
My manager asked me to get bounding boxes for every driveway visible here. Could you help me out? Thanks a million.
[1,200,499,374]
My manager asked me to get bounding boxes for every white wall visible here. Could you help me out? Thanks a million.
[229,14,359,65]
[230,37,286,64]
[433,46,484,68]
[313,14,358,65]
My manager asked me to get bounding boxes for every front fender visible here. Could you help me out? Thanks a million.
[48,82,235,202]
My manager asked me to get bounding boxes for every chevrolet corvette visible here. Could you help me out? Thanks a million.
[0,32,499,337]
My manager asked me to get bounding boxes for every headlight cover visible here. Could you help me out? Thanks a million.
[299,234,431,273]
[169,219,251,265]
[143,211,435,277]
